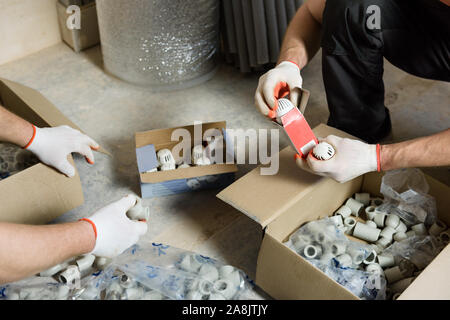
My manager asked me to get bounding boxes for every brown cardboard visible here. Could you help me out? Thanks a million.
[217,124,450,300]
[0,78,94,224]
[136,121,238,184]
[56,0,100,53]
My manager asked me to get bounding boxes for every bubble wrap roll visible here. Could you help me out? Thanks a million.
[96,0,220,89]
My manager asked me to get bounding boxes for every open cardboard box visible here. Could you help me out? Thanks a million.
[217,124,450,300]
[0,78,103,225]
[135,121,238,198]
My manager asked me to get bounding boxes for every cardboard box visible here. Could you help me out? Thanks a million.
[56,0,100,53]
[217,124,450,300]
[0,78,98,224]
[135,122,238,198]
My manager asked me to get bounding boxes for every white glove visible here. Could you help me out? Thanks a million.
[295,135,380,183]
[255,61,303,118]
[82,194,148,259]
[26,125,99,177]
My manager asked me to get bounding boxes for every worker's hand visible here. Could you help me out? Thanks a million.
[83,194,148,259]
[25,125,99,177]
[255,61,303,118]
[295,135,380,183]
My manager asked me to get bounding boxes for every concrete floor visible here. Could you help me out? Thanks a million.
[0,43,448,287]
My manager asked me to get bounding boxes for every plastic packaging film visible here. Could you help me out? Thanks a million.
[96,0,220,90]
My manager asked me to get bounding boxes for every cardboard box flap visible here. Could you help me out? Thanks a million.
[0,78,109,155]
[217,124,356,228]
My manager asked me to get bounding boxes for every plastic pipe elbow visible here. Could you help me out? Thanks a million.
[353,222,381,242]
[380,226,397,241]
[345,198,364,217]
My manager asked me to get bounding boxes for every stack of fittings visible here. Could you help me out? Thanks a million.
[222,0,304,72]
[96,0,220,90]
[1,198,150,300]
[0,143,40,181]
[177,254,243,300]
[147,138,221,173]
[330,193,449,299]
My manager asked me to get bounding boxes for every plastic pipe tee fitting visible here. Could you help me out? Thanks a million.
[345,198,364,217]
[330,215,344,228]
[366,220,378,229]
[354,193,370,206]
[353,222,381,242]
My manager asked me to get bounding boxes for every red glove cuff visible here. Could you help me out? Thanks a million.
[376,144,381,172]
[23,125,36,149]
[80,218,97,239]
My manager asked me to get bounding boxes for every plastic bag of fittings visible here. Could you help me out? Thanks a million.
[380,169,437,227]
[0,276,73,300]
[284,218,385,299]
[82,242,259,300]
[383,235,444,271]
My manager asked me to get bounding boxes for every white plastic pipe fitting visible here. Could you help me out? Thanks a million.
[393,232,408,242]
[59,265,81,285]
[157,149,176,170]
[366,220,378,229]
[198,279,214,296]
[76,254,95,274]
[127,197,150,221]
[380,226,397,241]
[95,257,112,270]
[384,266,406,283]
[335,254,353,268]
[119,274,135,289]
[345,198,364,217]
[303,245,322,259]
[330,242,347,256]
[366,263,384,276]
[344,217,357,235]
[198,264,219,282]
[353,222,381,242]
[370,244,383,254]
[365,206,377,220]
[330,215,344,228]
[373,212,387,228]
[395,221,407,233]
[354,193,370,206]
[179,254,202,273]
[347,247,366,265]
[429,220,447,236]
[377,254,395,268]
[213,279,237,300]
[411,223,428,236]
[335,205,352,218]
[376,236,391,249]
[363,250,378,265]
[371,198,384,207]
[385,214,400,229]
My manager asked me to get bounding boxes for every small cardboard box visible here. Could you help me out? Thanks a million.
[56,0,100,53]
[135,121,238,198]
[0,78,95,224]
[217,124,450,300]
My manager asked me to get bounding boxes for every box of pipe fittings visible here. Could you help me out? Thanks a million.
[217,124,450,300]
[0,78,103,224]
[56,0,100,53]
[135,121,238,198]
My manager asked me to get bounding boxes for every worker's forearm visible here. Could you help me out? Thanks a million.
[380,129,450,171]
[278,0,324,69]
[0,105,34,147]
[0,221,95,284]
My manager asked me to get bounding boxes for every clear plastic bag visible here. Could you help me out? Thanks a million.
[380,169,437,226]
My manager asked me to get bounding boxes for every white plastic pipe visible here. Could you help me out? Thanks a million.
[411,223,428,236]
[40,262,68,277]
[345,198,364,217]
[59,265,81,285]
[344,217,357,235]
[213,279,237,299]
[354,193,370,206]
[385,214,400,229]
[429,220,447,236]
[373,212,387,228]
[353,222,381,242]
[198,264,219,282]
[380,226,396,240]
[335,205,352,218]
[377,254,395,268]
[384,266,405,283]
[365,206,377,220]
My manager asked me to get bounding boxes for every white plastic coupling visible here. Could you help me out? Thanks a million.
[303,245,322,259]
[345,198,364,217]
[353,222,381,242]
[198,264,219,282]
[365,206,377,220]
[335,205,352,218]
[377,254,395,268]
[385,214,400,229]
[76,254,95,274]
[411,223,428,236]
[373,212,387,228]
[59,265,81,285]
[354,193,370,206]
[428,220,447,236]
[213,279,237,300]
[344,217,357,235]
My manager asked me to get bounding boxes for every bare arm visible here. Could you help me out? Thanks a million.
[0,105,34,147]
[278,0,325,68]
[0,221,95,284]
[381,129,450,170]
